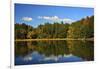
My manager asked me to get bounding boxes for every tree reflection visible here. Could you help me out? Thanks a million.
[67,40,94,61]
[15,40,94,61]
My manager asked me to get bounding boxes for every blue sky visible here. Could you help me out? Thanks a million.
[15,3,94,28]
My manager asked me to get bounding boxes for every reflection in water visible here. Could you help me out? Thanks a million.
[15,40,94,65]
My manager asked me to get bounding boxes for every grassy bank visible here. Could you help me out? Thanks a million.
[15,38,94,41]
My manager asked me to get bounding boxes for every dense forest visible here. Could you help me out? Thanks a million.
[15,15,94,39]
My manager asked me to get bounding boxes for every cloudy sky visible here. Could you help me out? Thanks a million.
[15,4,94,27]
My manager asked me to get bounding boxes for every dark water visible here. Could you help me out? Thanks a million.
[15,40,94,65]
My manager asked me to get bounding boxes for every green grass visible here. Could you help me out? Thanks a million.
[15,38,94,41]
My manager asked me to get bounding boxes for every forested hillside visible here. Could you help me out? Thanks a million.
[15,15,94,39]
[67,16,94,38]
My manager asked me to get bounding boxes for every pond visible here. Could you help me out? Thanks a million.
[15,40,94,65]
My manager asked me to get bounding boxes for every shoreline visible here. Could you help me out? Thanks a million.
[15,38,94,41]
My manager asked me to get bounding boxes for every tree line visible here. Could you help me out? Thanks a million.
[15,15,94,39]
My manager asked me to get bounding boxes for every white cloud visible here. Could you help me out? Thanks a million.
[38,16,74,23]
[60,18,74,23]
[38,16,59,20]
[22,17,33,22]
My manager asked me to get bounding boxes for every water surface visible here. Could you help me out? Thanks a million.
[15,40,94,65]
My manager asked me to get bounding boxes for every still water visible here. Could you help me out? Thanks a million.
[15,40,94,65]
